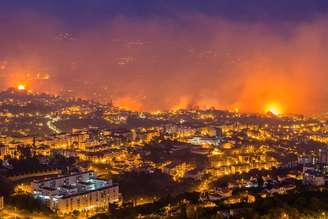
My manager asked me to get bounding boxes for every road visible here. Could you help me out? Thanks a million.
[46,116,62,134]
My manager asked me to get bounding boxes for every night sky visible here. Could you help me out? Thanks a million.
[1,1,328,113]
[2,0,328,24]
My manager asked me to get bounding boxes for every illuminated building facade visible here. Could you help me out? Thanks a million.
[186,136,221,146]
[0,144,8,160]
[319,149,328,165]
[303,170,325,187]
[32,171,120,215]
[0,196,3,210]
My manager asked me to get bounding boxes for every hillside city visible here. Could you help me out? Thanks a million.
[0,87,328,218]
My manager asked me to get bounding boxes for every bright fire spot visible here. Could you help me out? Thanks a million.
[264,102,283,115]
[17,84,26,91]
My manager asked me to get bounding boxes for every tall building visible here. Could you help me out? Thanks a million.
[0,196,4,210]
[319,149,328,165]
[0,144,8,160]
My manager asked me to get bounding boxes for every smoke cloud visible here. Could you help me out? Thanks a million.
[0,12,328,114]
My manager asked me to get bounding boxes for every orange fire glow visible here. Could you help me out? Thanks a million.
[264,102,283,115]
[17,84,26,91]
[115,96,142,111]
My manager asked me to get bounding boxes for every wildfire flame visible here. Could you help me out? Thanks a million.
[17,84,26,91]
[265,102,283,115]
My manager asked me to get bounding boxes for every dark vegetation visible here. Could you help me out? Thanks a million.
[6,194,52,214]
[114,170,194,201]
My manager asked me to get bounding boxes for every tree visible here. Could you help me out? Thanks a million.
[0,176,14,196]
[7,194,51,213]
[257,175,264,189]
[287,208,300,219]
[309,197,323,212]
[293,197,307,209]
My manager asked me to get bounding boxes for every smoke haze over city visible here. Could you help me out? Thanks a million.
[1,0,328,113]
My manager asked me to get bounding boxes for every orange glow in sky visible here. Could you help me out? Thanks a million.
[264,102,283,115]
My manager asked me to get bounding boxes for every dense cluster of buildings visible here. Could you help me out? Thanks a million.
[208,145,278,176]
[2,89,328,217]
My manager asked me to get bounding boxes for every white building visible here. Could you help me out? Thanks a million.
[186,136,221,146]
[32,171,120,215]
